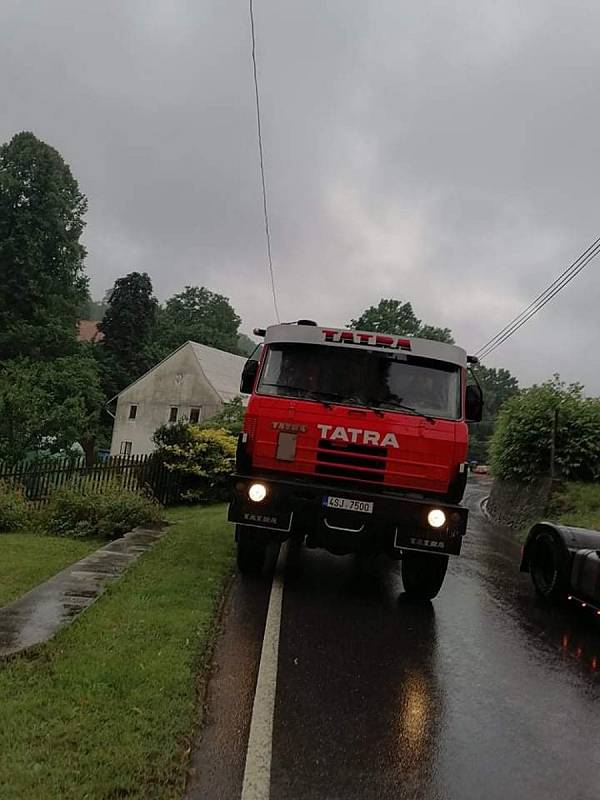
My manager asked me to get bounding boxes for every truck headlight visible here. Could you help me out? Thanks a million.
[248,482,268,503]
[427,509,446,528]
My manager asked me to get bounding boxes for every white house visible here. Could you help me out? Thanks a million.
[109,341,248,456]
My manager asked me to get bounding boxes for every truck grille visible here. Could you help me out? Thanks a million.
[315,440,387,483]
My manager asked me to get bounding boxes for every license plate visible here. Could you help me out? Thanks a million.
[323,496,374,514]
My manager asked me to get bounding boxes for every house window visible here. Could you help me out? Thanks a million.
[189,407,201,424]
[120,441,132,456]
[128,404,138,420]
[169,406,179,423]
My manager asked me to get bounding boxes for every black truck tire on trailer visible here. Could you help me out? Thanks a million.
[401,552,449,600]
[236,525,267,575]
[528,528,570,600]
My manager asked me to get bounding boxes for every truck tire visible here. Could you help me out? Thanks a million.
[529,529,569,600]
[401,552,449,600]
[236,525,266,575]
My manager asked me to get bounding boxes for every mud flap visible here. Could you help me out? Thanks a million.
[228,500,293,532]
[394,526,463,556]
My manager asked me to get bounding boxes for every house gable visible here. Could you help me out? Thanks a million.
[109,342,246,456]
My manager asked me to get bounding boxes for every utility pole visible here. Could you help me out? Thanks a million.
[550,406,559,479]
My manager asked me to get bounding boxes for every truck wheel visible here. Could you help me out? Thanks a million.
[529,530,569,600]
[236,525,266,575]
[401,552,449,600]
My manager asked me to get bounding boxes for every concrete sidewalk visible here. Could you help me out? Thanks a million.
[0,526,165,657]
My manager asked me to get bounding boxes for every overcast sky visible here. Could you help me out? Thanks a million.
[2,0,600,391]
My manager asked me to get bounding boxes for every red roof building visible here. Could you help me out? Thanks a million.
[77,320,104,343]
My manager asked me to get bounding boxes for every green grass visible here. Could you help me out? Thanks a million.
[547,482,600,530]
[0,533,101,608]
[0,505,235,800]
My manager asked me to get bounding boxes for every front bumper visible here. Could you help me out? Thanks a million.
[228,474,468,557]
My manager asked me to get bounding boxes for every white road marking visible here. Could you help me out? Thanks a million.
[241,542,288,800]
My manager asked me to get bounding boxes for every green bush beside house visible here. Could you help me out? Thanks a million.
[152,396,242,504]
[153,426,236,503]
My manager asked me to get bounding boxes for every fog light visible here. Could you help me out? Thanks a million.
[427,509,446,528]
[248,482,267,502]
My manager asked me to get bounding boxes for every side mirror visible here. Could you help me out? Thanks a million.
[240,359,259,394]
[466,384,483,423]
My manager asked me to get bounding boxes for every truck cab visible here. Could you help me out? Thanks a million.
[229,321,482,599]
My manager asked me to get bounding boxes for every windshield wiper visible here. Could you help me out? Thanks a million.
[307,391,387,416]
[374,399,436,423]
[259,385,384,414]
[260,384,335,408]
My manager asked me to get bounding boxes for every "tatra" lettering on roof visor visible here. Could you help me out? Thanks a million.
[322,329,411,351]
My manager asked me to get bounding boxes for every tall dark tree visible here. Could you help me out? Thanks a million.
[350,298,455,343]
[157,286,241,354]
[79,289,109,321]
[98,272,158,398]
[351,299,421,336]
[237,333,258,357]
[468,365,519,462]
[0,356,103,465]
[417,324,454,345]
[0,132,88,359]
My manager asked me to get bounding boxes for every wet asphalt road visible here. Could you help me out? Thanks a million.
[187,477,600,800]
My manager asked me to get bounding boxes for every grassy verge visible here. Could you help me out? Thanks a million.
[547,482,600,530]
[0,505,235,800]
[0,534,101,608]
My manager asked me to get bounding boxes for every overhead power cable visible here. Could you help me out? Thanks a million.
[249,0,280,323]
[479,241,600,359]
[475,235,600,358]
[476,236,600,361]
[477,241,600,360]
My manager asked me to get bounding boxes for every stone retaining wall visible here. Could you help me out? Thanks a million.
[487,477,554,530]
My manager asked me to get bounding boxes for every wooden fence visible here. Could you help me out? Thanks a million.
[0,454,182,507]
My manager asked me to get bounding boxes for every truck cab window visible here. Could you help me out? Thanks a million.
[257,343,461,420]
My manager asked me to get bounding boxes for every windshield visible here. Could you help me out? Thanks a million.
[257,344,462,420]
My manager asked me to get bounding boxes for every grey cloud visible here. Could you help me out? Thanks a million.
[2,0,599,391]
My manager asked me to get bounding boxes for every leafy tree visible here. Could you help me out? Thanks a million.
[238,333,258,357]
[79,290,109,321]
[350,298,455,343]
[350,299,421,335]
[0,356,104,465]
[468,366,519,462]
[0,132,88,359]
[157,286,241,354]
[490,376,600,482]
[418,324,454,344]
[98,272,158,398]
[202,397,246,436]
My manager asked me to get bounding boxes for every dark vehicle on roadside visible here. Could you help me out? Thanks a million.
[521,522,600,612]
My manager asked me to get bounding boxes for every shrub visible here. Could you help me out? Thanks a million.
[153,420,195,450]
[44,483,163,539]
[546,482,600,530]
[0,481,32,532]
[490,377,600,482]
[154,426,236,503]
[201,397,246,436]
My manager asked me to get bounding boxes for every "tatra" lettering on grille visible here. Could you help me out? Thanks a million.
[317,424,399,448]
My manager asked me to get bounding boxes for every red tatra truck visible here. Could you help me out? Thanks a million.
[229,320,483,599]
